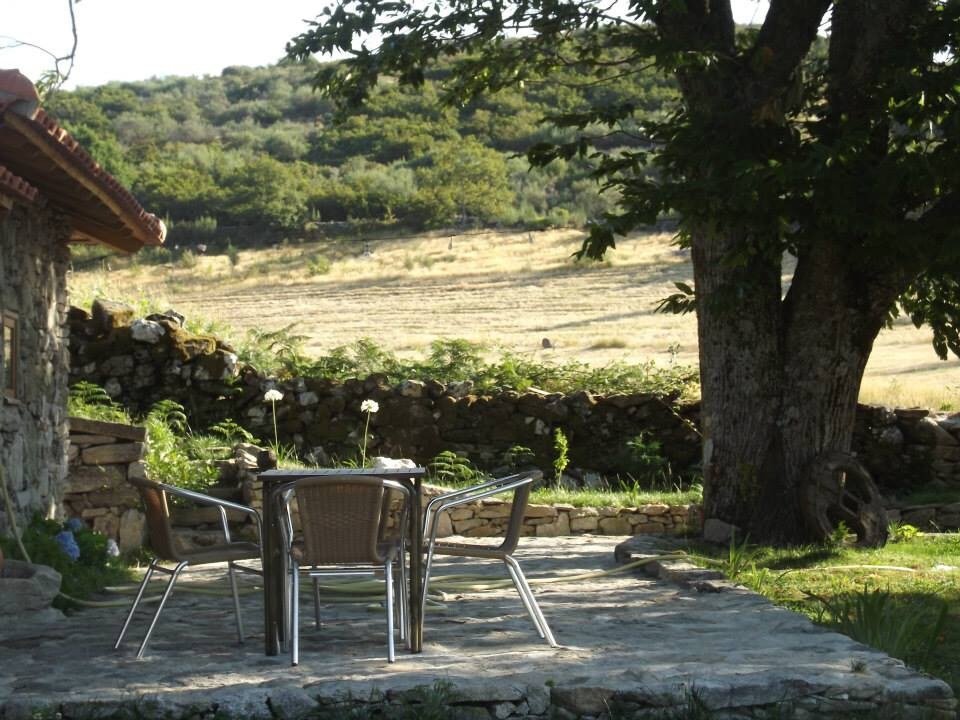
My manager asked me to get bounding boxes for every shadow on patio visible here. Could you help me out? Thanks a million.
[0,536,953,719]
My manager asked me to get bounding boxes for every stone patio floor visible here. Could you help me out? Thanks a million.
[0,535,956,719]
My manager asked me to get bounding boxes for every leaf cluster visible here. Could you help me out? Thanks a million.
[295,0,960,359]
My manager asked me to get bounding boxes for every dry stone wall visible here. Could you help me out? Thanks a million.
[63,420,699,552]
[67,302,702,479]
[424,497,700,538]
[68,302,960,496]
[0,205,71,538]
[63,417,147,552]
[855,404,960,490]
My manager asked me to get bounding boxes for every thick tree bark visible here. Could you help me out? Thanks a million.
[664,0,928,544]
[691,230,783,532]
[694,234,902,543]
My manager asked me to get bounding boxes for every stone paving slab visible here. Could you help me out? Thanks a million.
[0,536,955,719]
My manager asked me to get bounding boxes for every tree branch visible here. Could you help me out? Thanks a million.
[827,0,926,117]
[745,0,832,107]
[654,0,735,53]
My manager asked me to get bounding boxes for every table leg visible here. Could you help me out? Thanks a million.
[262,482,281,656]
[409,477,423,653]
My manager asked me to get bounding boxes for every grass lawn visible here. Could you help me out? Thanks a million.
[529,484,702,508]
[685,533,960,694]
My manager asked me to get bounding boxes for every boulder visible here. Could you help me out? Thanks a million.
[130,318,165,344]
[91,299,134,335]
[0,560,61,614]
[702,517,739,544]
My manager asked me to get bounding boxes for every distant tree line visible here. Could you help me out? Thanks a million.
[46,56,676,244]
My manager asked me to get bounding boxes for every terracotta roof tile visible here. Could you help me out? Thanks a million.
[0,165,38,203]
[0,69,164,248]
[29,108,166,245]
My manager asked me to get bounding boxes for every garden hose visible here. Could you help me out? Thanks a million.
[7,463,952,615]
[99,554,690,608]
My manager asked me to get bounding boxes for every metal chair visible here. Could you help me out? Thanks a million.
[276,475,412,665]
[114,477,262,658]
[421,469,557,647]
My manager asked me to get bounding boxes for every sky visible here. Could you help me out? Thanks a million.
[2,0,772,89]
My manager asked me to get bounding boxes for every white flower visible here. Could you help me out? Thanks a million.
[264,389,284,403]
[106,539,120,558]
[360,399,379,414]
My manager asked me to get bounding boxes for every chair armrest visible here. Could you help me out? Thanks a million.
[423,472,540,542]
[424,471,540,517]
[157,481,262,544]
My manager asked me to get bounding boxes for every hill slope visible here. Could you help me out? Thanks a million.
[47,58,675,242]
[70,229,959,408]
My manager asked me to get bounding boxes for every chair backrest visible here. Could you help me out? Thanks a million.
[377,484,409,546]
[499,471,538,555]
[128,476,181,561]
[285,476,388,566]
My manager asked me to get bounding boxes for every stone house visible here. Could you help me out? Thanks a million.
[0,69,164,537]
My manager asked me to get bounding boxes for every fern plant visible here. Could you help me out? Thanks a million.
[427,450,487,487]
[143,400,218,494]
[67,381,132,425]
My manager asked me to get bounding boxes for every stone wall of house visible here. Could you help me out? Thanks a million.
[0,205,71,538]
[62,417,147,552]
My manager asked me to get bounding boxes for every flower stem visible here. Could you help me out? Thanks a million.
[361,412,371,466]
[271,400,279,449]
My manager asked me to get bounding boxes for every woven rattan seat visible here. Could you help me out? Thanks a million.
[114,477,262,659]
[422,470,557,647]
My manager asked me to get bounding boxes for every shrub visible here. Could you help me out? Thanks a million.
[143,400,219,494]
[0,515,130,607]
[176,249,198,269]
[624,431,672,485]
[225,241,240,267]
[307,253,332,276]
[553,428,569,481]
[889,522,921,543]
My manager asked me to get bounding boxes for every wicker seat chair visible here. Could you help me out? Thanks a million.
[421,469,557,647]
[276,475,412,665]
[114,477,262,658]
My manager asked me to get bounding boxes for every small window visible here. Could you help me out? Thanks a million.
[3,311,17,400]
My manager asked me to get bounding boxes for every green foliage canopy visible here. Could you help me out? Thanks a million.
[46,55,672,240]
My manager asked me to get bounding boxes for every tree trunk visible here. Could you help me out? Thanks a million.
[694,234,899,545]
[691,229,784,533]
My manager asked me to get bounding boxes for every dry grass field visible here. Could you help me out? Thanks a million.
[70,229,960,408]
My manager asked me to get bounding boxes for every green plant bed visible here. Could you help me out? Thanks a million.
[685,533,960,695]
[0,516,135,610]
[427,482,701,509]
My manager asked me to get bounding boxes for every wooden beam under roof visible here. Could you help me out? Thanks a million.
[1,109,163,252]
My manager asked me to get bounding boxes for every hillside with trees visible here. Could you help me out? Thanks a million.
[47,57,677,246]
